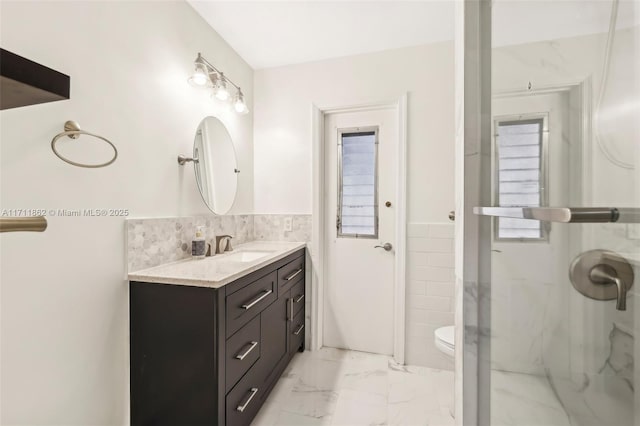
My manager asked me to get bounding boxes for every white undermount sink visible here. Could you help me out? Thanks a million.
[222,250,273,263]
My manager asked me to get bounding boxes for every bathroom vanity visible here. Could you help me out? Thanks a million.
[129,242,306,426]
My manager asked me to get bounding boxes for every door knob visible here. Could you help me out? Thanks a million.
[569,250,634,311]
[374,243,393,251]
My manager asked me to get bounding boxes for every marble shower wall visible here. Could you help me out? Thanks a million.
[127,214,311,272]
[489,26,639,426]
[455,5,639,424]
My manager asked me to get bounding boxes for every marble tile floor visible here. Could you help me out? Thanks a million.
[491,370,571,426]
[251,347,455,426]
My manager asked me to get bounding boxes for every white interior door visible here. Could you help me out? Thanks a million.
[323,107,397,355]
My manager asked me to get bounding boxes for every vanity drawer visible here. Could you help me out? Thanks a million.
[277,255,304,294]
[289,309,305,355]
[226,365,265,426]
[226,315,261,393]
[226,271,277,337]
[290,280,305,317]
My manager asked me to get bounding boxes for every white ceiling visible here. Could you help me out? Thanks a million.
[188,0,639,70]
[188,1,455,69]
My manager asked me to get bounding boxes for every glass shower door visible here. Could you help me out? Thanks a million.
[479,1,639,424]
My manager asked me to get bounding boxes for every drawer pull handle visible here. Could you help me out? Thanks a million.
[236,387,258,412]
[285,269,303,281]
[289,297,294,322]
[241,289,273,310]
[294,294,305,303]
[293,324,305,335]
[235,341,258,360]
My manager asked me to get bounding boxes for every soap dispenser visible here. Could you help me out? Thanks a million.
[192,226,206,259]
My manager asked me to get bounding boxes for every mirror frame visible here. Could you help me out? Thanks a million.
[192,116,239,215]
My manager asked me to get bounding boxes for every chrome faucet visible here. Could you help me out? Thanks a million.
[215,235,233,254]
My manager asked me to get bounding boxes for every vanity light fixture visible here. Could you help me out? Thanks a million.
[233,89,248,114]
[188,61,208,87]
[213,73,230,101]
[189,53,248,115]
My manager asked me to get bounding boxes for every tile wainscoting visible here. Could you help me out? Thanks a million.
[406,223,455,370]
[127,214,311,272]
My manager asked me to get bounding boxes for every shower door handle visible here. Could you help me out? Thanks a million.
[473,207,640,223]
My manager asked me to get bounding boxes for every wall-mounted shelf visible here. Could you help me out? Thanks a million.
[0,48,70,110]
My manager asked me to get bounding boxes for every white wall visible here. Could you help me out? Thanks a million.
[0,1,253,423]
[254,43,455,367]
[254,42,454,222]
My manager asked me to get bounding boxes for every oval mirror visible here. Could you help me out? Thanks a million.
[192,116,238,215]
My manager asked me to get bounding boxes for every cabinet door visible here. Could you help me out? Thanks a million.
[130,282,217,425]
[256,293,288,385]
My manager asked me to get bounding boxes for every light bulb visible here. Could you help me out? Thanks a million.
[215,87,230,101]
[233,89,249,114]
[214,74,230,101]
[188,62,209,86]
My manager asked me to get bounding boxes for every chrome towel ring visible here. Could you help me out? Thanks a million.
[51,120,118,168]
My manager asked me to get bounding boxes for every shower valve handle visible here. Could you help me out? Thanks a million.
[589,265,627,311]
[569,250,634,312]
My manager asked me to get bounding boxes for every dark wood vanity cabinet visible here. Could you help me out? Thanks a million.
[130,248,306,426]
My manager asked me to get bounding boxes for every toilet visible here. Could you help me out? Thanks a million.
[434,325,455,358]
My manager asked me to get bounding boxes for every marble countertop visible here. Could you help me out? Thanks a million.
[128,241,306,288]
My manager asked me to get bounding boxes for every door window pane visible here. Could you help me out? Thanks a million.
[495,118,546,240]
[338,128,378,238]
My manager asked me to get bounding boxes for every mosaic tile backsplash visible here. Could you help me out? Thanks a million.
[254,215,312,242]
[127,214,311,272]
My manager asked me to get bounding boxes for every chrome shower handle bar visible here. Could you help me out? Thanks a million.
[473,207,640,223]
